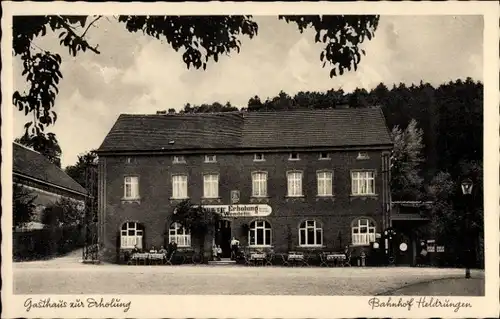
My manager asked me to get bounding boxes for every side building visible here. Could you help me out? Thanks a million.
[13,142,88,229]
[96,108,393,263]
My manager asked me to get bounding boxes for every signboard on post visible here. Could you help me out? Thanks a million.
[231,190,240,204]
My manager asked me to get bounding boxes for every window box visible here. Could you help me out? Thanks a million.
[201,197,222,205]
[121,197,141,204]
[249,196,270,204]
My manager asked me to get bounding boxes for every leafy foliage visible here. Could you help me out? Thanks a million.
[41,197,85,227]
[13,184,37,228]
[390,119,425,200]
[171,199,220,237]
[15,133,62,168]
[13,15,379,158]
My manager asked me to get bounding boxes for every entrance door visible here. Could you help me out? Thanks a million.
[215,220,232,258]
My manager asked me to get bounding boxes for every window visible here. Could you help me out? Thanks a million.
[299,220,323,246]
[254,153,265,161]
[169,222,191,247]
[203,174,219,198]
[124,176,139,199]
[126,157,134,164]
[248,220,272,246]
[205,155,217,163]
[287,171,303,197]
[351,218,376,246]
[356,152,370,160]
[351,171,375,195]
[319,152,330,160]
[252,171,268,197]
[172,175,188,199]
[120,222,144,249]
[173,156,185,163]
[289,152,300,160]
[317,171,333,196]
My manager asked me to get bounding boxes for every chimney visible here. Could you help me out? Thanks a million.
[156,110,167,115]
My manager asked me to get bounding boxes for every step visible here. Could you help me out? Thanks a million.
[208,259,237,266]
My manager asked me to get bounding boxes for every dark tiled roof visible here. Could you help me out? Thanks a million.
[97,108,392,152]
[13,143,87,195]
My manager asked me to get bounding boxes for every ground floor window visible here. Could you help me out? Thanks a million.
[351,218,376,246]
[120,222,144,249]
[169,222,191,247]
[299,220,323,246]
[248,220,272,247]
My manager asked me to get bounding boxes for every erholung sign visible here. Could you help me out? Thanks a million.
[202,204,272,217]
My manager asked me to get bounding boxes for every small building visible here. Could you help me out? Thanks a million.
[96,108,393,263]
[13,142,87,229]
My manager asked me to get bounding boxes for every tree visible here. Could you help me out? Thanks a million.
[15,132,62,168]
[13,184,37,228]
[41,197,84,227]
[13,15,379,152]
[390,119,425,201]
[171,199,221,261]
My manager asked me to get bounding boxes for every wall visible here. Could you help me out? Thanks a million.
[100,149,390,262]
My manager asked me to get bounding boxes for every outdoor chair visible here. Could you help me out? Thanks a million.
[164,252,175,266]
[342,252,352,267]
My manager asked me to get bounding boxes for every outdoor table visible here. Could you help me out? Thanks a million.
[320,252,346,267]
[249,252,266,266]
[130,253,149,265]
[149,253,166,265]
[284,252,308,267]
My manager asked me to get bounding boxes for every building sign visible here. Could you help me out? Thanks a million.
[202,204,272,217]
[436,246,445,253]
[231,190,240,204]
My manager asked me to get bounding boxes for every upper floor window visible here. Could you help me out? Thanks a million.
[289,152,300,161]
[287,171,303,197]
[203,174,219,198]
[319,152,330,160]
[351,170,375,195]
[299,220,323,247]
[351,218,376,246]
[124,176,139,199]
[125,157,136,164]
[317,171,333,196]
[252,171,268,197]
[173,155,185,164]
[172,174,188,199]
[204,155,217,163]
[356,152,370,160]
[254,153,265,162]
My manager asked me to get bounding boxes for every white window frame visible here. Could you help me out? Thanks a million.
[254,153,265,162]
[173,155,186,164]
[172,174,188,199]
[248,220,272,247]
[351,170,376,195]
[317,171,333,196]
[287,171,303,197]
[351,218,376,246]
[203,173,219,198]
[288,152,300,161]
[299,220,323,247]
[319,152,330,160]
[251,171,268,197]
[124,176,139,199]
[204,155,217,163]
[169,222,191,247]
[120,222,143,249]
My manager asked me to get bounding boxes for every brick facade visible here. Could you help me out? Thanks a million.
[98,148,391,262]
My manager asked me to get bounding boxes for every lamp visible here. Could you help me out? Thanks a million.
[461,178,474,279]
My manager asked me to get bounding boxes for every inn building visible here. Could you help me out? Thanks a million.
[95,108,393,263]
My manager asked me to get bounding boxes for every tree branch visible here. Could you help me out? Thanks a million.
[57,15,101,54]
[82,15,102,38]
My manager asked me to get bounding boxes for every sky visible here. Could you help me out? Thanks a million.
[12,15,483,168]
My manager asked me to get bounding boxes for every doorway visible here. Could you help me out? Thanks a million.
[215,219,232,258]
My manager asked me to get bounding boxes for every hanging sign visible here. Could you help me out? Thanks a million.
[202,204,272,217]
